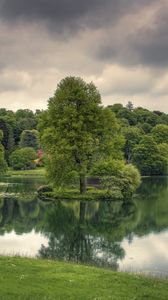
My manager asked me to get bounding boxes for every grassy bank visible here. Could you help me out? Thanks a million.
[0,257,167,300]
[7,168,46,177]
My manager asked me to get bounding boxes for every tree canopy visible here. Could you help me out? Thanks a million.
[109,103,168,176]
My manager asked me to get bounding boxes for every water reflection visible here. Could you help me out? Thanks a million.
[0,176,168,275]
[0,230,48,256]
[39,201,131,270]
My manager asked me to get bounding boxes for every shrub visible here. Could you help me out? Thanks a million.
[121,164,141,197]
[100,163,141,200]
[9,147,37,170]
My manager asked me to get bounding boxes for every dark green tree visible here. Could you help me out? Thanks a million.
[15,109,35,120]
[122,127,144,163]
[158,143,168,160]
[139,122,152,134]
[0,118,15,159]
[15,109,38,144]
[152,124,168,144]
[20,130,40,150]
[116,108,137,125]
[108,103,124,114]
[133,136,167,175]
[134,107,157,127]
[126,101,134,111]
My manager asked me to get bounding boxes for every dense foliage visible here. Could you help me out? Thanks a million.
[9,147,37,170]
[20,129,40,150]
[109,103,168,175]
[92,160,141,199]
[0,109,42,170]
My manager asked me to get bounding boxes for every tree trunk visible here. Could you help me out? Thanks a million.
[80,174,87,194]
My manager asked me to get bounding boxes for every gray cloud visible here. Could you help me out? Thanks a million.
[0,0,154,31]
[0,0,162,67]
[96,1,168,68]
[129,9,168,67]
[0,0,168,112]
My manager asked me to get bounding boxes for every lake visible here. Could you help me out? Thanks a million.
[0,175,168,276]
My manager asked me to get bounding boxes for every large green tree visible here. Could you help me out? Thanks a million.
[41,77,120,193]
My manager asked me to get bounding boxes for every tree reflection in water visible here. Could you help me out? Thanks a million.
[0,195,45,235]
[38,200,136,270]
[0,175,46,234]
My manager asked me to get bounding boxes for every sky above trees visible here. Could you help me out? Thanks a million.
[0,0,168,111]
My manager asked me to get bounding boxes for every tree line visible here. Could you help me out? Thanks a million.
[0,109,43,172]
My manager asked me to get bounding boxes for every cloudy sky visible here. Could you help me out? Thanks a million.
[0,0,168,112]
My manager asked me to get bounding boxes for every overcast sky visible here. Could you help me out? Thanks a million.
[0,0,168,112]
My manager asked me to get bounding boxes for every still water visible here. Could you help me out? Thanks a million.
[0,175,168,276]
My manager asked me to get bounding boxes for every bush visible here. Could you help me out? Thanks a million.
[121,164,141,197]
[100,163,141,199]
[9,147,37,170]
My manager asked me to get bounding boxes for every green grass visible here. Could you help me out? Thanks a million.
[0,257,167,300]
[7,168,46,177]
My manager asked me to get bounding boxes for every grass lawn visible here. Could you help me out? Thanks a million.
[7,168,46,177]
[0,257,167,300]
